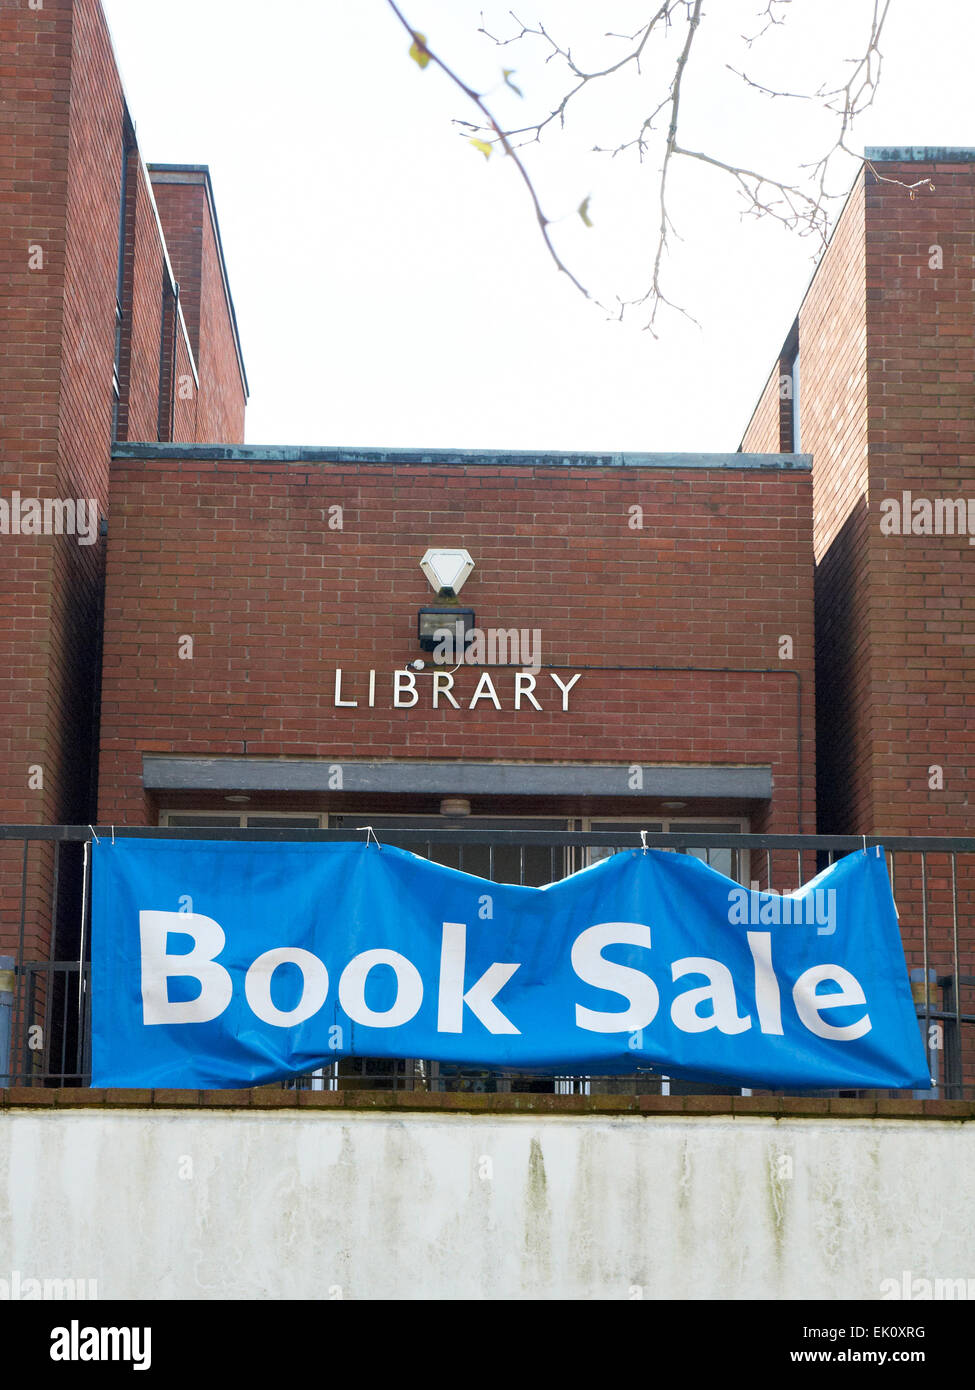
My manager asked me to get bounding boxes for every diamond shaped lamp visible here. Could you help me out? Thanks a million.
[420,548,474,597]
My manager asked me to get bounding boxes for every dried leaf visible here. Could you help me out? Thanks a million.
[469,137,493,160]
[409,32,431,69]
[578,196,594,228]
[502,68,523,97]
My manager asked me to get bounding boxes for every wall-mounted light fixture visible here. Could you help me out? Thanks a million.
[418,606,475,654]
[418,548,475,657]
[420,548,474,597]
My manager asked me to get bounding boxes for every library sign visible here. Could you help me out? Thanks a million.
[328,668,583,711]
[91,841,930,1091]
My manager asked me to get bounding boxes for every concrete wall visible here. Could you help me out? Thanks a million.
[2,1106,972,1300]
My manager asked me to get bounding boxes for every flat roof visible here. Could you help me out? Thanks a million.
[111,443,811,471]
[865,146,975,162]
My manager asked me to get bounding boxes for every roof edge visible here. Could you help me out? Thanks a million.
[865,146,975,163]
[111,443,812,470]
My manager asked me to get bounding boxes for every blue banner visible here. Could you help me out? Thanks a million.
[91,840,931,1091]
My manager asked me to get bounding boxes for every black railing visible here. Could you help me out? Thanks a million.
[1,826,973,1098]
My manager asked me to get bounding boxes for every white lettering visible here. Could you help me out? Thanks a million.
[793,964,871,1040]
[469,672,501,709]
[747,931,783,1034]
[549,672,581,710]
[140,911,233,1025]
[393,669,419,707]
[514,672,542,711]
[334,669,357,707]
[437,921,520,1034]
[670,957,751,1034]
[571,922,658,1032]
[433,671,460,709]
[338,949,423,1027]
[244,947,329,1026]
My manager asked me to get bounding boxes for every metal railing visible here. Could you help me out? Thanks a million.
[2,825,973,1098]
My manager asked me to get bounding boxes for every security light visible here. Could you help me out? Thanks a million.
[418,607,475,654]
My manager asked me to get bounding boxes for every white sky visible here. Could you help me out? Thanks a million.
[100,0,975,453]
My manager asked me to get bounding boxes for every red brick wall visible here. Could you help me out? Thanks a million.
[171,323,199,443]
[745,162,974,842]
[149,182,202,358]
[800,176,872,838]
[863,162,975,839]
[97,457,816,839]
[117,157,167,443]
[743,159,975,1042]
[0,0,245,959]
[741,364,785,454]
[0,0,74,841]
[861,160,975,1084]
[195,200,245,442]
[0,0,114,960]
[150,174,246,443]
[744,177,873,838]
[744,179,872,837]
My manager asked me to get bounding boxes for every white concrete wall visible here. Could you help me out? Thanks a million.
[1,1108,972,1300]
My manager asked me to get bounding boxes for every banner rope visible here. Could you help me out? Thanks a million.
[79,838,89,1020]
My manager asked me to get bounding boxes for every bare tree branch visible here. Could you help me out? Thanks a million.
[388,1,934,331]
[385,0,592,300]
[620,0,704,333]
[731,2,933,205]
[801,1,934,205]
[742,0,795,47]
[475,3,679,147]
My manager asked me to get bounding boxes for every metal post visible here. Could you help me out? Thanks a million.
[0,956,14,1088]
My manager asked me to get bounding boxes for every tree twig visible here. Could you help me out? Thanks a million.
[390,0,933,331]
[386,0,592,299]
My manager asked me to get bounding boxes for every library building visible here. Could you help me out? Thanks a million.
[1,0,972,1099]
[5,0,975,1307]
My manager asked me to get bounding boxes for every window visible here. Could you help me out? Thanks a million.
[112,111,135,443]
[327,813,571,886]
[584,818,749,884]
[779,318,800,454]
[790,347,800,452]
